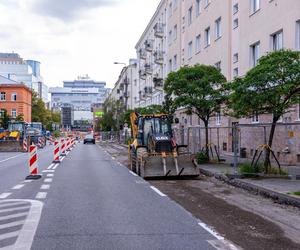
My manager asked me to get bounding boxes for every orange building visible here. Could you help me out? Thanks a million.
[0,80,32,122]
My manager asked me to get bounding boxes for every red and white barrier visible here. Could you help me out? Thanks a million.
[66,138,71,151]
[23,138,28,152]
[38,137,43,148]
[60,138,66,156]
[26,144,41,180]
[53,140,60,163]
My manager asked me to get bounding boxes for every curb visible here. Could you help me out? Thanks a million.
[199,167,300,209]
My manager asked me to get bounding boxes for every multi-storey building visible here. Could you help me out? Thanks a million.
[0,53,48,103]
[135,0,167,107]
[0,75,32,122]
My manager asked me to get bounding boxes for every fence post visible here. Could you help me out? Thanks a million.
[233,124,238,174]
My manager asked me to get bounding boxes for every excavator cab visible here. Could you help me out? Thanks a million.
[129,113,199,179]
[8,121,27,141]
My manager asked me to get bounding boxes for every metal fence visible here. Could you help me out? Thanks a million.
[100,130,131,145]
[173,122,300,168]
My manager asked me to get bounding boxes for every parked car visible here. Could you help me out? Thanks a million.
[83,134,95,144]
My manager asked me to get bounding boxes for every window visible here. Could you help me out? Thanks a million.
[251,113,259,123]
[205,27,211,47]
[188,41,193,59]
[0,92,6,101]
[188,6,193,25]
[0,109,5,118]
[204,0,210,8]
[233,18,239,29]
[233,68,239,78]
[173,55,177,70]
[216,112,221,125]
[11,109,17,118]
[11,92,17,101]
[182,17,185,33]
[169,2,173,17]
[196,34,201,53]
[297,21,300,50]
[215,17,222,39]
[173,0,178,10]
[233,3,238,14]
[233,53,238,63]
[196,0,201,16]
[173,25,177,40]
[272,31,283,51]
[250,42,260,67]
[168,30,172,45]
[215,61,221,71]
[250,0,260,14]
[169,59,172,72]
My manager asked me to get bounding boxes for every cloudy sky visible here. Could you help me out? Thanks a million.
[0,0,160,88]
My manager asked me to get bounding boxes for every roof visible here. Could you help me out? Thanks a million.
[0,75,19,84]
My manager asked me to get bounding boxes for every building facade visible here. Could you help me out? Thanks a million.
[0,76,32,122]
[0,53,48,103]
[49,76,108,123]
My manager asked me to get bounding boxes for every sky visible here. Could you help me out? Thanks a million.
[0,0,161,89]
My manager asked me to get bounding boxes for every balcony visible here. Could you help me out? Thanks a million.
[139,69,146,80]
[144,64,153,75]
[153,76,164,88]
[139,48,147,60]
[139,90,146,100]
[154,51,164,65]
[145,40,154,52]
[144,86,153,97]
[154,23,164,38]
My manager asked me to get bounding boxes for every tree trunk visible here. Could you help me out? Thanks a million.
[263,118,278,173]
[204,120,209,160]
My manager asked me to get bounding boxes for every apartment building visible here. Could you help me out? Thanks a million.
[0,76,32,123]
[135,0,167,107]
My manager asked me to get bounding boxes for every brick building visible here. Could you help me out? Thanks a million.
[0,76,32,123]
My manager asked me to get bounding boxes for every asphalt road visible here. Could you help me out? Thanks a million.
[0,142,230,250]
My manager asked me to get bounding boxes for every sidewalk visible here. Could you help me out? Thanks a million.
[198,163,300,208]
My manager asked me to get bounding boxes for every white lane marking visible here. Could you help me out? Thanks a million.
[12,184,25,190]
[47,163,55,169]
[0,220,25,229]
[14,199,44,250]
[0,212,28,221]
[0,205,30,213]
[129,171,138,177]
[150,186,167,197]
[0,193,12,199]
[24,180,33,183]
[52,164,59,170]
[44,178,52,183]
[35,192,47,199]
[66,152,69,156]
[42,170,55,173]
[40,184,50,190]
[0,202,27,209]
[0,153,23,164]
[60,156,65,161]
[0,231,20,241]
[198,222,224,240]
[47,174,54,177]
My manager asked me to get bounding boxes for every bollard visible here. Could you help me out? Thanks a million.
[26,144,41,180]
[53,140,60,163]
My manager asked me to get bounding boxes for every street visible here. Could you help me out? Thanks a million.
[0,142,236,250]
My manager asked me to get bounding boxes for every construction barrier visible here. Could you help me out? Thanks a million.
[23,138,28,152]
[60,138,66,156]
[53,140,60,163]
[66,138,71,152]
[26,144,41,180]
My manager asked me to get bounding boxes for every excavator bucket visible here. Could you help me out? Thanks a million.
[138,153,199,179]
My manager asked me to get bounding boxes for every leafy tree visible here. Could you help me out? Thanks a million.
[0,110,10,129]
[31,92,51,125]
[229,50,300,172]
[164,64,227,158]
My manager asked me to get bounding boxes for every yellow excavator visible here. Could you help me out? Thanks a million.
[128,112,199,178]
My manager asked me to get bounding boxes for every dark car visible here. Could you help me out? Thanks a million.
[84,134,95,144]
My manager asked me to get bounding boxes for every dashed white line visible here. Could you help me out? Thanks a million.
[129,171,138,177]
[47,174,54,177]
[42,170,55,173]
[0,193,12,199]
[150,186,167,197]
[35,192,47,199]
[40,184,50,190]
[44,178,53,183]
[52,164,59,170]
[24,180,33,183]
[198,222,224,240]
[47,163,55,169]
[0,153,23,164]
[12,184,25,190]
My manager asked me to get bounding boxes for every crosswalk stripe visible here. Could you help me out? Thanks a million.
[12,184,25,190]
[35,192,47,199]
[0,231,19,241]
[0,206,30,214]
[0,212,28,221]
[0,193,12,199]
[0,220,25,230]
[0,202,27,209]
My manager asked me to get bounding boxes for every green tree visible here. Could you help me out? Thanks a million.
[229,50,300,172]
[164,64,227,158]
[31,92,51,125]
[0,110,10,129]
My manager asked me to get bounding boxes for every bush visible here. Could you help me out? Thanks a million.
[196,152,209,164]
[239,162,263,174]
[53,130,60,138]
[268,167,288,176]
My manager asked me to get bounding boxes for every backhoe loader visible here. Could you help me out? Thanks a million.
[128,112,199,178]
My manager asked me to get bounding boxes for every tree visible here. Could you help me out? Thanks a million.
[31,92,51,125]
[164,64,227,158]
[229,50,300,172]
[0,110,10,129]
